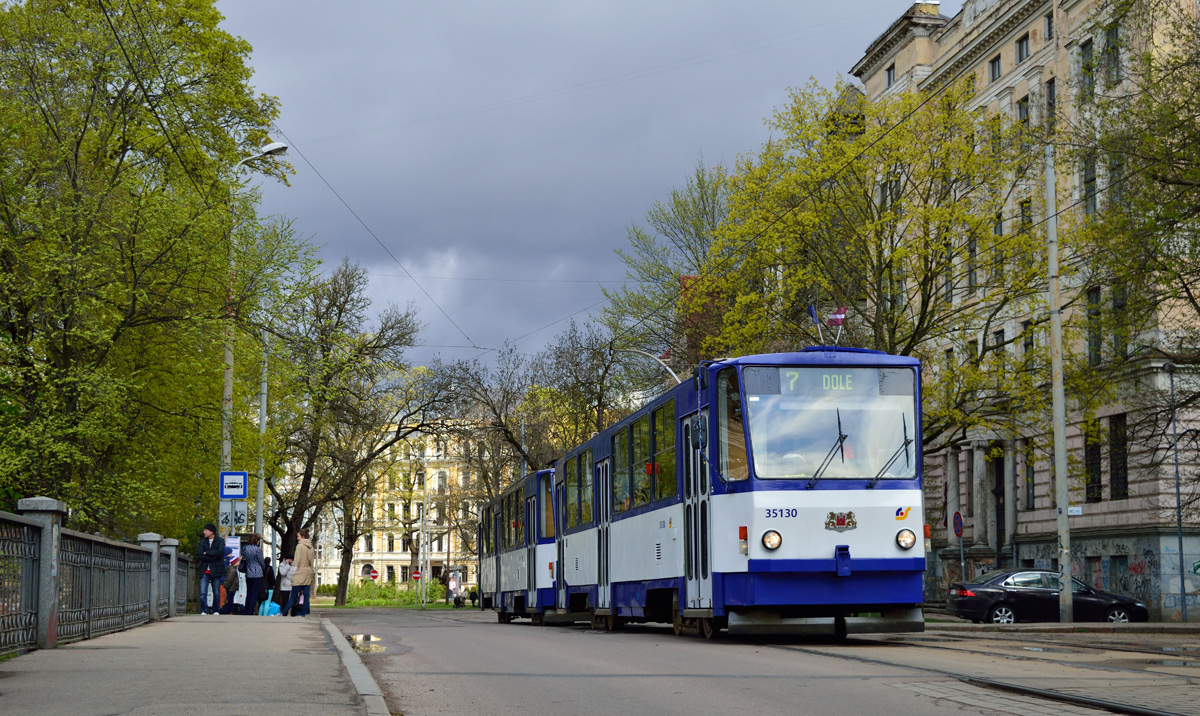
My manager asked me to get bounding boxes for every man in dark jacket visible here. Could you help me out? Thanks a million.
[196,523,226,615]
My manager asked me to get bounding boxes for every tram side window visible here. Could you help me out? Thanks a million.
[565,456,579,528]
[717,368,750,481]
[653,401,677,500]
[613,429,631,513]
[633,415,652,508]
[515,487,526,545]
[580,449,594,523]
[541,473,555,539]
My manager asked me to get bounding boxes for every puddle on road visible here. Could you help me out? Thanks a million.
[346,634,386,654]
[1141,659,1200,667]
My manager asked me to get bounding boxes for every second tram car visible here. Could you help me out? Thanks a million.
[479,347,926,637]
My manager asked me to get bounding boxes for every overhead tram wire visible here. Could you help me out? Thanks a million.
[298,3,910,145]
[271,126,482,350]
[95,0,207,201]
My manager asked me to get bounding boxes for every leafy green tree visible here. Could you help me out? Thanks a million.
[268,260,452,558]
[690,78,1113,451]
[0,0,298,535]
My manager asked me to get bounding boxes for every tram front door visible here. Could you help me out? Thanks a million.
[684,410,712,609]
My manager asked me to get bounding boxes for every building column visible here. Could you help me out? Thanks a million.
[946,446,960,546]
[161,538,179,618]
[139,533,163,620]
[972,442,989,548]
[18,497,68,649]
[1004,442,1017,559]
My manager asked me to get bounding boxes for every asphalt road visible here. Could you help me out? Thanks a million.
[321,609,1138,716]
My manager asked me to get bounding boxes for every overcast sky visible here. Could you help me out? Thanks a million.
[217,1,965,366]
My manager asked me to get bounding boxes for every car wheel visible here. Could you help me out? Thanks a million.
[1106,607,1131,623]
[986,604,1016,624]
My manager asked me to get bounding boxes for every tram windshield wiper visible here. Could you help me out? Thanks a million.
[867,414,911,488]
[806,408,848,489]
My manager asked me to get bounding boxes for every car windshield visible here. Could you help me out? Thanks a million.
[743,366,918,480]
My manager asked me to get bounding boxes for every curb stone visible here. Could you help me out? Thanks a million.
[322,618,390,716]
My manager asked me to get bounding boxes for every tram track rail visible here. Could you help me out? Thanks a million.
[768,638,1195,716]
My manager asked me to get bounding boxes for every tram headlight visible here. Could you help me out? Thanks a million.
[761,530,782,551]
[896,529,917,550]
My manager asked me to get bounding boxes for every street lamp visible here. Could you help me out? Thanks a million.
[614,347,682,385]
[221,142,288,482]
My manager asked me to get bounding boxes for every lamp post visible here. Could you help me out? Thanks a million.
[1167,364,1188,623]
[221,142,287,491]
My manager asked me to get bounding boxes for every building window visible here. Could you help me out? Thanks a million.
[436,535,444,552]
[386,565,395,582]
[1045,13,1054,40]
[387,502,396,520]
[1108,154,1126,206]
[1080,39,1095,100]
[1021,320,1034,366]
[1083,155,1097,216]
[1016,34,1030,63]
[1112,284,1128,359]
[1017,96,1029,127]
[1110,413,1128,499]
[1087,287,1102,365]
[1019,199,1033,233]
[1024,442,1036,509]
[364,534,374,552]
[1084,421,1103,503]
[989,55,1002,82]
[886,63,896,87]
[943,240,954,301]
[401,565,410,582]
[1104,24,1121,85]
[387,533,395,552]
[1045,78,1056,131]
[967,236,978,291]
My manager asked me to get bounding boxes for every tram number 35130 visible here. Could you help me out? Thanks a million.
[763,508,798,519]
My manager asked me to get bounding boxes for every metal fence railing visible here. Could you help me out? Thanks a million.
[1,501,190,657]
[0,512,40,655]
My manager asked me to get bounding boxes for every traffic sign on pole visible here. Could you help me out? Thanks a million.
[370,569,379,581]
[412,569,422,580]
[952,512,963,537]
[220,471,248,499]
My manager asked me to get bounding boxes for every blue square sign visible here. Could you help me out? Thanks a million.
[219,471,248,500]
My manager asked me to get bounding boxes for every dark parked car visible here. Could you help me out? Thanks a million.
[948,569,1150,624]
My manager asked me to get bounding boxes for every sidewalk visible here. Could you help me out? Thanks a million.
[0,616,382,716]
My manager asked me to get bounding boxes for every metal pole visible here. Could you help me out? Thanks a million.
[256,337,268,535]
[1168,365,1188,622]
[1045,143,1073,623]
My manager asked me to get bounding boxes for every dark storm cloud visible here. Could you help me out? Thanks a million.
[216,1,951,365]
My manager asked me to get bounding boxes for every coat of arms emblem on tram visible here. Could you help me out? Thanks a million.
[825,511,857,532]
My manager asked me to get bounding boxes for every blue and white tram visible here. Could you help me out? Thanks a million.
[483,347,926,637]
[478,469,558,623]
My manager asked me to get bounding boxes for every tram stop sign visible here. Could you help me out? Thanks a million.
[370,569,379,581]
[412,569,422,580]
[953,511,964,538]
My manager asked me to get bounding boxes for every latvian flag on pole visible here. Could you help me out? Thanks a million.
[826,307,847,327]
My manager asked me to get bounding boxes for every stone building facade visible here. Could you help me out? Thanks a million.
[850,0,1199,619]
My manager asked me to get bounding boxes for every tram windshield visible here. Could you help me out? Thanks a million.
[743,366,918,480]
